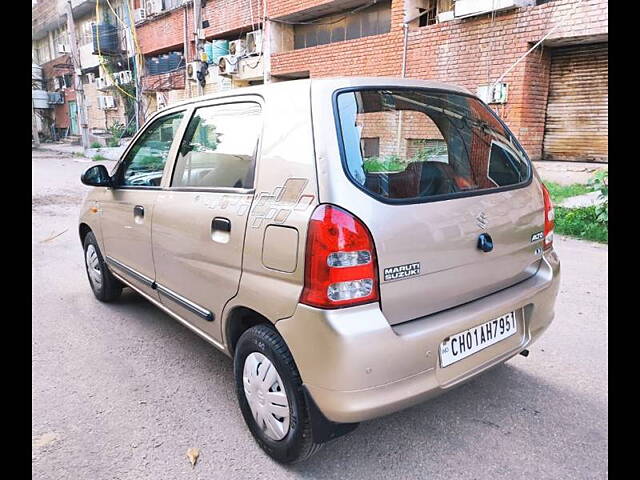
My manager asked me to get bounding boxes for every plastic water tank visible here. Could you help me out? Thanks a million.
[147,57,159,75]
[158,54,170,73]
[92,23,119,54]
[210,40,229,65]
[204,43,213,63]
[168,51,183,70]
[32,90,50,109]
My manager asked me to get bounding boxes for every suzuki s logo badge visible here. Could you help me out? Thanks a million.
[476,212,489,229]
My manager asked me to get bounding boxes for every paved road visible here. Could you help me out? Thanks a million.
[32,150,608,479]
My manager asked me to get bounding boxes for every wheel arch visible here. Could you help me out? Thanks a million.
[224,305,274,356]
[79,222,92,245]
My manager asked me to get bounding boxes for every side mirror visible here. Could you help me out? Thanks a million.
[81,165,112,187]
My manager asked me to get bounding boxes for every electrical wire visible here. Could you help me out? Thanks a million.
[490,0,585,90]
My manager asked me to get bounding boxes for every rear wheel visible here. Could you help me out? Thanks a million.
[83,231,122,302]
[234,324,321,463]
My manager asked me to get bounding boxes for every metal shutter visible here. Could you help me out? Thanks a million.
[543,43,608,162]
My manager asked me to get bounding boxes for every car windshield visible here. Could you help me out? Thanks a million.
[335,88,531,202]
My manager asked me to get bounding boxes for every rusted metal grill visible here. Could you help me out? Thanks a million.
[543,43,608,162]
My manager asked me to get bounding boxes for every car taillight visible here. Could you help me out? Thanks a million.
[300,204,379,309]
[542,183,555,250]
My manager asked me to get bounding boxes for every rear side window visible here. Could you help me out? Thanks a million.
[335,89,530,202]
[172,102,261,189]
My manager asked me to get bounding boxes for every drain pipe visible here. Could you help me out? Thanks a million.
[184,3,190,98]
[401,22,409,78]
[401,9,432,78]
[398,10,430,153]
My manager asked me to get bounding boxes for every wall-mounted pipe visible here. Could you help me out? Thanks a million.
[401,9,431,78]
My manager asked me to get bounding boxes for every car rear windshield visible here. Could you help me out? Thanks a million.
[335,88,531,203]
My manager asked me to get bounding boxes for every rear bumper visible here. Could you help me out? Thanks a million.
[276,249,560,423]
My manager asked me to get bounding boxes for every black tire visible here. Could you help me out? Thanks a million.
[234,324,322,463]
[83,231,122,302]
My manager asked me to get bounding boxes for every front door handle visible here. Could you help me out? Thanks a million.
[212,217,231,233]
[133,205,144,217]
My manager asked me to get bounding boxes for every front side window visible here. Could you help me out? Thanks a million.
[172,102,261,189]
[116,111,184,187]
[335,89,530,202]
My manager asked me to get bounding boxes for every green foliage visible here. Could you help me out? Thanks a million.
[412,142,448,163]
[587,170,608,224]
[544,182,590,204]
[106,121,126,147]
[90,141,102,149]
[92,154,106,161]
[363,155,406,173]
[134,155,165,172]
[554,206,608,244]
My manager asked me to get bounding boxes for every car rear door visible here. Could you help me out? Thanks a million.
[314,82,546,325]
[151,99,262,343]
[99,110,187,299]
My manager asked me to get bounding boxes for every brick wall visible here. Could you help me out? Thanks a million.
[358,110,443,158]
[133,0,606,160]
[271,0,607,160]
[202,0,263,37]
[136,0,263,56]
[136,6,194,55]
[142,69,186,92]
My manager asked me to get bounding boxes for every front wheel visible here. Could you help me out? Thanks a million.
[83,231,122,302]
[233,324,322,463]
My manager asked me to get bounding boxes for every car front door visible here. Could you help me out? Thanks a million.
[151,100,262,343]
[99,110,186,299]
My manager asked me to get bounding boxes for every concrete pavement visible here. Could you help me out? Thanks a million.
[32,151,608,479]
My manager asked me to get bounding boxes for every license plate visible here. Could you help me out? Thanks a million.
[439,312,517,368]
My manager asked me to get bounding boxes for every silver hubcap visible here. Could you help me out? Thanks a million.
[243,352,290,441]
[85,244,103,291]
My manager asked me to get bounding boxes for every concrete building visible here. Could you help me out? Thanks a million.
[32,0,139,145]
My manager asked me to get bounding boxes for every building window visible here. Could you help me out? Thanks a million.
[293,1,391,50]
[361,137,380,158]
[414,0,454,27]
[418,1,438,27]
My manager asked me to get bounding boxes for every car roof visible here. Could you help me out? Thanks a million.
[160,76,473,112]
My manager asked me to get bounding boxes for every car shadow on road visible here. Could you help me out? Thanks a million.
[111,288,606,477]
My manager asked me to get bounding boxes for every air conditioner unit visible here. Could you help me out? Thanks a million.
[134,8,146,23]
[454,0,535,19]
[476,83,508,104]
[58,44,69,54]
[438,11,454,23]
[118,70,133,84]
[218,55,238,76]
[186,61,201,81]
[96,77,109,90]
[145,0,163,15]
[98,95,116,110]
[228,39,246,57]
[245,30,263,56]
[47,92,65,105]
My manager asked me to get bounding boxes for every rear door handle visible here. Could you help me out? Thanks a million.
[212,217,231,233]
[133,205,144,217]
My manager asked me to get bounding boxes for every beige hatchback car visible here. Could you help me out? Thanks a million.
[79,77,560,463]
